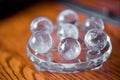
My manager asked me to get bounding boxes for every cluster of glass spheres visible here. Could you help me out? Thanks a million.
[28,9,108,61]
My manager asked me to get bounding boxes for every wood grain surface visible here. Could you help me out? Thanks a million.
[0,2,120,80]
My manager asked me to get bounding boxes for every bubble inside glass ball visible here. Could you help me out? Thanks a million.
[30,17,53,33]
[57,23,79,41]
[28,31,53,53]
[57,9,78,25]
[84,29,107,51]
[83,17,104,31]
[58,37,81,60]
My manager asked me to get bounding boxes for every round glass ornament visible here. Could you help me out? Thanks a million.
[30,17,53,34]
[26,11,112,73]
[57,9,78,25]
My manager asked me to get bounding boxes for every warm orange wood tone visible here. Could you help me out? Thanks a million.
[0,2,120,80]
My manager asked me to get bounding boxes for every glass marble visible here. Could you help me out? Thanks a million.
[57,23,79,41]
[58,38,81,60]
[83,16,104,31]
[57,9,78,25]
[28,31,53,53]
[30,17,53,33]
[84,29,107,51]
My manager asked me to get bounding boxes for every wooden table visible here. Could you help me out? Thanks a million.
[0,2,120,80]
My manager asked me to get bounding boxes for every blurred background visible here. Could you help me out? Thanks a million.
[0,0,40,19]
[0,0,120,26]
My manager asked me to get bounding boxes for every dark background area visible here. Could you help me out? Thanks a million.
[0,0,52,19]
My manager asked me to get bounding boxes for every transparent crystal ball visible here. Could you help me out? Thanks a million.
[58,37,81,60]
[30,17,53,33]
[57,23,79,41]
[28,31,53,53]
[84,29,107,51]
[57,9,78,25]
[83,17,104,31]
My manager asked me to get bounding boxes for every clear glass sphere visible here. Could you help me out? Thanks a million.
[57,23,79,41]
[58,37,81,60]
[83,16,104,31]
[84,29,107,51]
[28,31,53,53]
[30,17,53,33]
[57,9,78,25]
